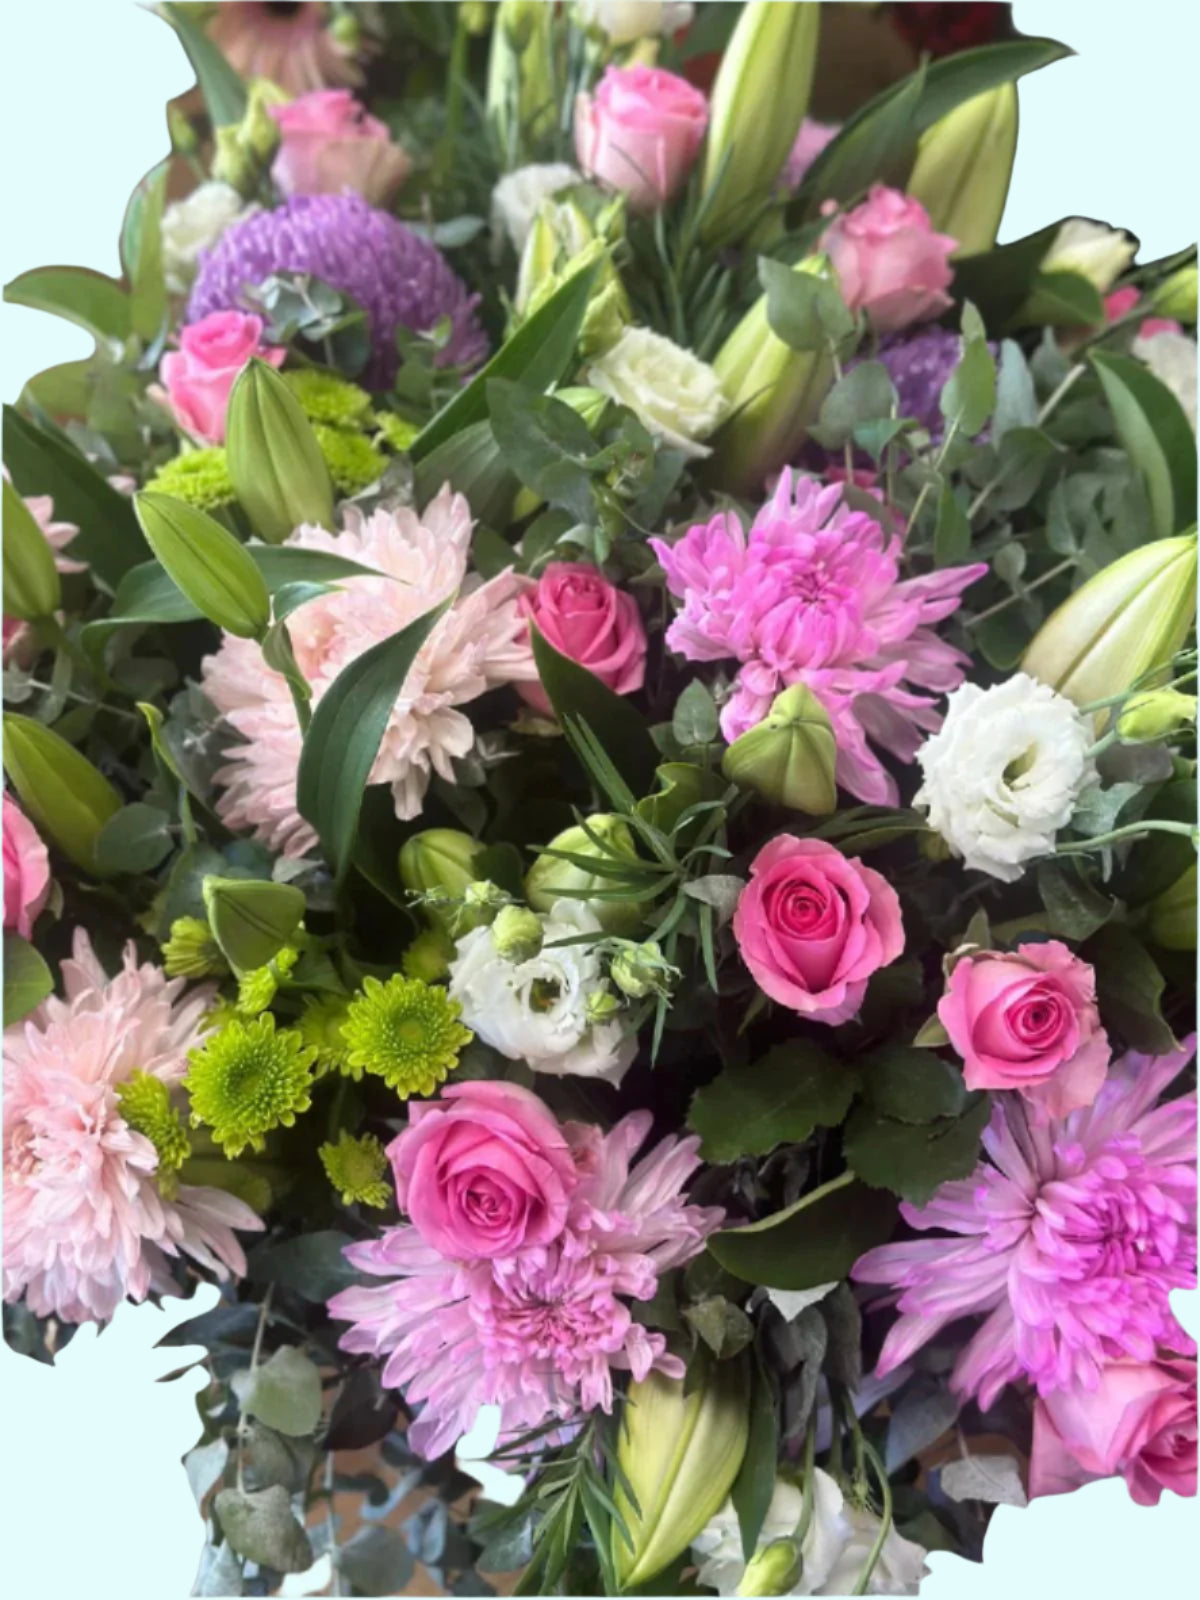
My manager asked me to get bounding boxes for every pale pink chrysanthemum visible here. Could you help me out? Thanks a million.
[201,486,536,857]
[328,1111,724,1458]
[3,929,261,1325]
[207,2,363,95]
[650,470,986,805]
[853,1039,1197,1408]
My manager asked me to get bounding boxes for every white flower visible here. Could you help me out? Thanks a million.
[586,326,729,457]
[914,673,1097,883]
[574,1,695,45]
[1132,329,1198,431]
[490,163,581,257]
[161,181,256,295]
[1040,218,1136,294]
[448,899,636,1084]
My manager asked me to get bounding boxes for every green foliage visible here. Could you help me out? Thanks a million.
[3,931,53,1026]
[709,1176,898,1290]
[688,1044,856,1162]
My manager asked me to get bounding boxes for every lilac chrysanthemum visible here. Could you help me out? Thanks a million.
[186,193,487,387]
[853,1039,1197,1408]
[873,326,996,445]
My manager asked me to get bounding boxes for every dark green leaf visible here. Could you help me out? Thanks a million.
[125,160,169,343]
[246,1230,362,1300]
[93,802,175,875]
[933,483,971,566]
[4,266,130,343]
[1036,859,1113,940]
[682,1296,754,1359]
[3,931,53,1026]
[488,380,599,523]
[709,1178,898,1290]
[161,2,247,126]
[1084,924,1176,1053]
[689,1044,856,1162]
[529,623,659,799]
[324,1366,401,1451]
[1021,269,1105,327]
[214,1485,312,1573]
[1091,350,1197,537]
[413,418,518,527]
[844,1095,991,1206]
[730,1358,779,1560]
[885,1379,960,1472]
[950,221,1064,329]
[858,1048,967,1123]
[241,1346,323,1437]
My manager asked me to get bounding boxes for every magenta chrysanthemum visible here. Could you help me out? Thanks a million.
[2,929,262,1325]
[186,192,487,386]
[853,1039,1197,1408]
[650,470,986,804]
[327,1110,723,1458]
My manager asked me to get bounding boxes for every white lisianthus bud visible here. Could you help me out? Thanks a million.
[610,939,676,999]
[1040,218,1137,293]
[161,182,257,295]
[490,162,581,256]
[1131,330,1198,432]
[575,1,694,46]
[914,673,1097,883]
[585,327,729,458]
[490,904,544,962]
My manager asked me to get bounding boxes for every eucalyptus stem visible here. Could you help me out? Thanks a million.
[964,557,1075,630]
[966,362,1086,522]
[235,1284,274,1493]
[1058,819,1198,855]
[908,417,960,533]
[325,1451,342,1598]
[850,1438,893,1597]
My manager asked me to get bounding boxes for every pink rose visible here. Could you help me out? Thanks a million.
[732,836,904,1024]
[820,184,957,334]
[1030,1358,1197,1506]
[937,940,1110,1119]
[574,64,708,212]
[160,311,285,444]
[389,1081,579,1261]
[1103,285,1181,341]
[782,117,839,190]
[519,561,647,717]
[269,89,411,207]
[3,794,51,939]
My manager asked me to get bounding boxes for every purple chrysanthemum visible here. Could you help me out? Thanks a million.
[186,193,488,388]
[875,325,992,444]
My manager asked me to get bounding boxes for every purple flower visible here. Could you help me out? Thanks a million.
[186,193,487,387]
[874,326,994,444]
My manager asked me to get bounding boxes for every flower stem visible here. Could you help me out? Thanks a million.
[964,557,1075,630]
[793,1413,819,1548]
[1058,819,1198,855]
[850,1438,894,1597]
[235,1284,274,1492]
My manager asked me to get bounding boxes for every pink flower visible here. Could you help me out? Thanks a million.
[574,64,708,211]
[732,836,904,1024]
[269,89,411,207]
[207,2,362,95]
[854,1038,1197,1407]
[1030,1357,1197,1506]
[3,929,261,1325]
[519,561,647,716]
[651,471,985,805]
[820,185,957,334]
[938,941,1110,1121]
[2,795,51,940]
[390,1081,579,1260]
[329,1108,723,1458]
[1103,284,1181,341]
[202,487,537,857]
[782,117,839,189]
[159,310,284,445]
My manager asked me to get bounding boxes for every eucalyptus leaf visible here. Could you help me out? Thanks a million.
[940,1453,1028,1508]
[3,931,53,1027]
[93,802,175,875]
[214,1484,313,1573]
[241,1346,323,1437]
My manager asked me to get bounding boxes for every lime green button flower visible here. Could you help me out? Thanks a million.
[313,423,386,495]
[185,1014,316,1156]
[162,916,229,980]
[146,447,237,511]
[117,1071,191,1197]
[401,927,455,985]
[341,974,472,1097]
[373,411,421,453]
[236,944,299,1016]
[319,1130,392,1208]
[299,993,353,1077]
[284,368,373,428]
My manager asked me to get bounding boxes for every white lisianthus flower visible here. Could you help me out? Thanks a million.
[914,673,1097,883]
[161,181,256,295]
[490,163,581,257]
[448,899,636,1084]
[1040,218,1136,293]
[1132,329,1198,431]
[586,327,729,457]
[574,1,695,46]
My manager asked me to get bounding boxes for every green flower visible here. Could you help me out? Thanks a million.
[319,1130,392,1208]
[401,926,455,984]
[162,916,228,979]
[235,945,299,1015]
[314,423,386,495]
[147,447,236,510]
[117,1071,191,1197]
[299,993,353,1076]
[341,974,472,1097]
[284,368,373,428]
[185,1014,316,1156]
[373,411,421,453]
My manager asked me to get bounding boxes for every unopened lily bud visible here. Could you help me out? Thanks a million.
[202,876,305,973]
[555,386,610,432]
[1150,264,1197,325]
[906,83,1017,258]
[491,904,544,962]
[738,1537,805,1597]
[459,2,493,36]
[1118,688,1197,742]
[516,198,594,313]
[1146,863,1197,950]
[225,359,335,542]
[525,815,642,934]
[487,0,555,154]
[722,684,837,814]
[243,78,289,161]
[167,104,198,158]
[611,939,674,999]
[2,713,121,874]
[517,208,630,356]
[2,479,61,621]
[400,829,484,930]
[585,986,623,1025]
[329,11,361,51]
[134,491,270,639]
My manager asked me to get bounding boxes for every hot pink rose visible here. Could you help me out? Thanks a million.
[574,64,708,212]
[160,311,285,444]
[519,561,647,717]
[937,940,1110,1119]
[388,1081,579,1261]
[269,89,411,207]
[820,184,957,334]
[732,836,904,1024]
[1103,285,1181,341]
[1030,1358,1197,1506]
[3,794,51,939]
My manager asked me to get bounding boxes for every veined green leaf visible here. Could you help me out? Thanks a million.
[160,2,247,126]
[1091,350,1197,537]
[4,266,130,344]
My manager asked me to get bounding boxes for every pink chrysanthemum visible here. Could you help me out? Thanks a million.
[201,486,536,857]
[328,1111,723,1458]
[3,930,261,1325]
[650,470,985,805]
[853,1039,1197,1408]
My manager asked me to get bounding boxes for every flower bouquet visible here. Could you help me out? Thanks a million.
[3,3,1197,1596]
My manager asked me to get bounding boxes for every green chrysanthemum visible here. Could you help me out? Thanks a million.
[341,974,472,1096]
[299,994,353,1077]
[319,1130,392,1208]
[235,945,299,1016]
[185,1014,316,1157]
[285,368,373,427]
[147,447,236,510]
[314,423,386,494]
[401,926,455,984]
[117,1071,191,1197]
[373,411,421,453]
[162,916,228,979]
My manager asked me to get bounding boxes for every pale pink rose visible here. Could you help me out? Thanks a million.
[518,561,646,716]
[159,311,285,445]
[2,794,51,939]
[937,941,1110,1120]
[389,1081,579,1261]
[574,64,708,212]
[1103,285,1181,340]
[1030,1358,1197,1506]
[269,89,411,207]
[820,185,957,334]
[732,836,904,1024]
[782,117,839,189]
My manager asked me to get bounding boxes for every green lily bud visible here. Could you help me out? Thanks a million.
[1022,533,1197,713]
[491,904,544,962]
[226,359,335,544]
[459,2,493,36]
[487,0,555,156]
[243,78,289,160]
[399,828,484,931]
[1146,863,1197,950]
[610,940,675,1000]
[524,815,643,935]
[1151,264,1197,325]
[722,684,837,814]
[202,876,305,973]
[329,12,360,51]
[134,491,270,639]
[699,0,820,245]
[555,386,610,432]
[1117,688,1197,742]
[2,713,121,873]
[906,83,1017,258]
[738,1537,805,1597]
[613,1359,751,1588]
[516,199,594,314]
[167,104,198,158]
[518,214,631,358]
[2,478,61,621]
